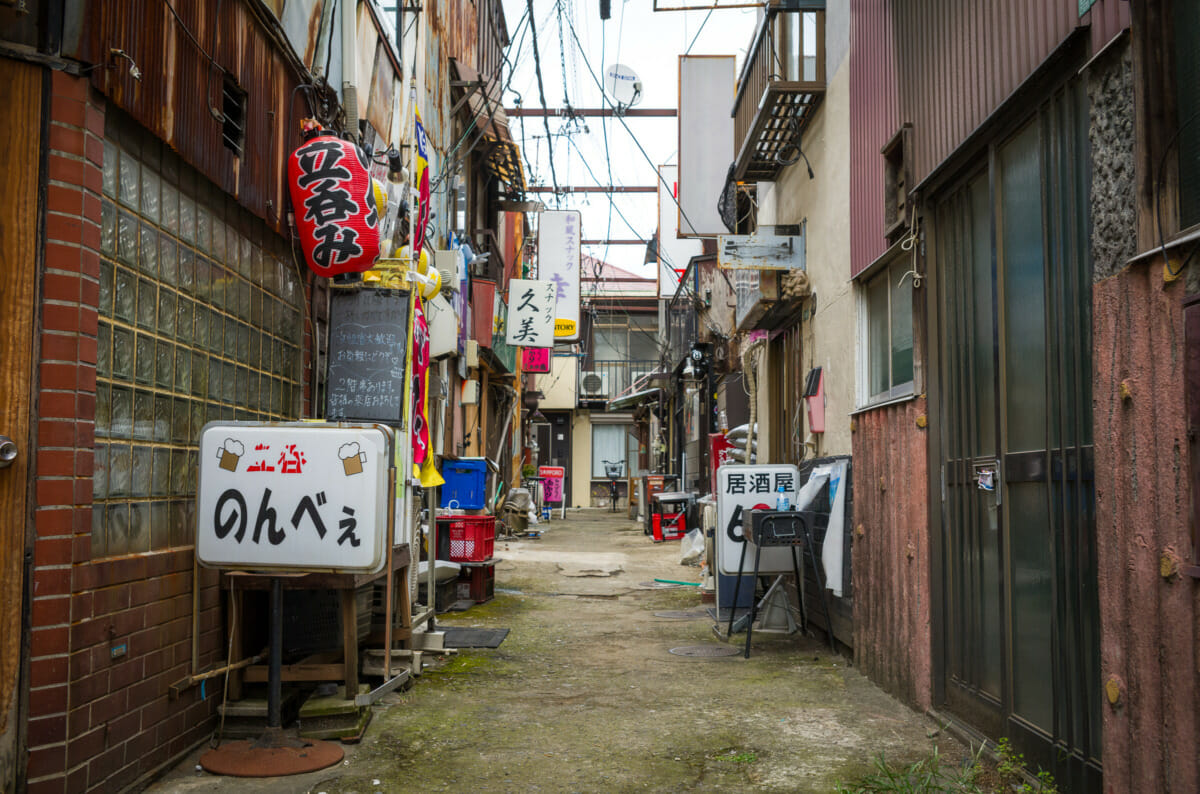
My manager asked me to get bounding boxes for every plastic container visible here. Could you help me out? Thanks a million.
[440,458,489,509]
[436,515,495,562]
[652,511,686,542]
[458,564,495,604]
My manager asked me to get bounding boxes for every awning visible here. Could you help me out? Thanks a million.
[606,387,662,412]
[449,59,526,190]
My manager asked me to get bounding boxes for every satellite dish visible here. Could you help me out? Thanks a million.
[604,63,643,108]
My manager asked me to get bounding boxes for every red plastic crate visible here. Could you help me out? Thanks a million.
[458,564,495,604]
[437,515,495,562]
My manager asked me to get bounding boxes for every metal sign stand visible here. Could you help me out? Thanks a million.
[729,510,836,658]
[199,578,345,776]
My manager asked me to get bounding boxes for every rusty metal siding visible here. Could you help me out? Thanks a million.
[893,0,1127,187]
[849,0,899,277]
[1093,265,1200,792]
[422,0,480,154]
[74,0,305,235]
[851,397,932,709]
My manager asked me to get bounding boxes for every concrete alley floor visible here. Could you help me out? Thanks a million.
[147,509,963,793]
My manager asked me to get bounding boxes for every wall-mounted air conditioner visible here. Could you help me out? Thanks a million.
[579,371,610,399]
[434,249,463,293]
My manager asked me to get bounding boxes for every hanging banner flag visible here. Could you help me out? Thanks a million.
[287,126,381,278]
[521,347,552,373]
[411,296,431,466]
[505,279,556,348]
[413,109,431,260]
[537,211,581,340]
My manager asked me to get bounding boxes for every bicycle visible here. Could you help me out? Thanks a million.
[602,460,624,513]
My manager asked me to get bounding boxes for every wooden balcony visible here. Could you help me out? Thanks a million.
[732,4,826,183]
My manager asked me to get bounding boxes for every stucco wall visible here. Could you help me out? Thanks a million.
[773,60,854,458]
[535,355,577,410]
[571,410,592,508]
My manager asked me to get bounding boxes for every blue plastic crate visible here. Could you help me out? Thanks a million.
[440,458,488,509]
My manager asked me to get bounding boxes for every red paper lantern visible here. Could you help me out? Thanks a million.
[287,131,381,278]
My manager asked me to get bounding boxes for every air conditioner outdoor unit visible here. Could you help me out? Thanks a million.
[579,371,609,399]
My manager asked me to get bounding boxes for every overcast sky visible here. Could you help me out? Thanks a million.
[500,0,759,276]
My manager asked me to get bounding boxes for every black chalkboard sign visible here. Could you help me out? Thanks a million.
[326,289,410,423]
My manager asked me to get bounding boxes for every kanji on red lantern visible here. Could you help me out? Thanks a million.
[287,129,381,278]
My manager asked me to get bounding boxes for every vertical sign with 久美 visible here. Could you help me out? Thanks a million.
[196,423,393,573]
[505,279,556,348]
[537,210,580,340]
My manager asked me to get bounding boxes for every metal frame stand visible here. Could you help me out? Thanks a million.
[727,513,836,658]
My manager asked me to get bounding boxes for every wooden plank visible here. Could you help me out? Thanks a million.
[0,57,40,766]
[242,664,348,683]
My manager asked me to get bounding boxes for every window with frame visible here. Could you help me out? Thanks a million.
[94,111,304,558]
[592,424,632,478]
[857,252,914,405]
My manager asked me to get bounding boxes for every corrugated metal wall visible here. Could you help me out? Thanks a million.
[892,0,1128,186]
[1092,265,1200,791]
[851,397,932,709]
[848,0,899,278]
[72,0,306,236]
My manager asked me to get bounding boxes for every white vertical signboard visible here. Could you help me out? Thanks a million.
[657,164,704,298]
[678,55,735,237]
[197,423,393,573]
[505,279,557,347]
[537,210,581,340]
[716,464,802,575]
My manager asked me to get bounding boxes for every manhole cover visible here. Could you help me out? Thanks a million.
[638,581,679,588]
[654,610,707,619]
[669,644,740,657]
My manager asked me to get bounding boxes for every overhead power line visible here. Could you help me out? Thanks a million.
[526,0,561,200]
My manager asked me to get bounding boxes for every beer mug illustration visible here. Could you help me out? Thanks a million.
[339,442,367,476]
[217,439,244,472]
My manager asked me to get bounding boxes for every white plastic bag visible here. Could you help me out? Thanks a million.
[679,528,705,566]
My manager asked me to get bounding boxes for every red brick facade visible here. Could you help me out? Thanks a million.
[25,70,225,794]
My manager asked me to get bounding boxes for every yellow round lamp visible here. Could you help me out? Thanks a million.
[419,266,441,300]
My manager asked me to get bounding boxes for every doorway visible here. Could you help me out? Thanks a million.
[536,411,571,507]
[933,77,1100,789]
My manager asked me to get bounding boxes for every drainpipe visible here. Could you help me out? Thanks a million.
[342,0,359,139]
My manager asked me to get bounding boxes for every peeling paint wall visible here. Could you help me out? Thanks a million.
[1090,39,1200,792]
[851,398,931,709]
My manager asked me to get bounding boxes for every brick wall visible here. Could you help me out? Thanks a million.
[25,70,224,794]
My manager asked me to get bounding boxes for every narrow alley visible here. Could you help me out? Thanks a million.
[1,1,1196,792]
[149,510,953,793]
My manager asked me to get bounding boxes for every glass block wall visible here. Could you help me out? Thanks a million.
[94,112,305,557]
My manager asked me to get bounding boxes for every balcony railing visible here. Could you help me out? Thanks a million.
[578,360,657,406]
[732,3,826,183]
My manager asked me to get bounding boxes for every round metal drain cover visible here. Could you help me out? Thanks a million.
[654,610,707,619]
[669,644,740,657]
[639,581,680,589]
